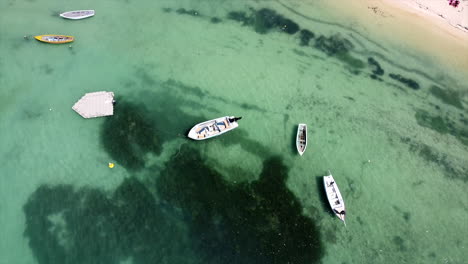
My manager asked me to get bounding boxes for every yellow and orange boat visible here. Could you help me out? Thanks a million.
[34,35,74,44]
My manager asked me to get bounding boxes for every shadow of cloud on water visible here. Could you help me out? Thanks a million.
[156,146,324,264]
[23,178,185,264]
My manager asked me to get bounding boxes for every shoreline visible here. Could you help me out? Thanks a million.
[317,0,468,77]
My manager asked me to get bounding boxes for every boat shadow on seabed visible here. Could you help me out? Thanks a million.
[315,175,336,218]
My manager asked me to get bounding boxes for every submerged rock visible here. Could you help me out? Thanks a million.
[299,29,315,46]
[415,110,468,147]
[254,8,300,35]
[227,11,252,25]
[389,73,420,90]
[429,85,463,109]
[176,8,200,17]
[227,8,300,35]
[368,57,384,76]
[210,17,222,24]
[314,34,354,56]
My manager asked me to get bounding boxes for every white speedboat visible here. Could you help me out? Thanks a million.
[323,171,346,225]
[296,123,307,155]
[60,10,95,20]
[187,116,241,140]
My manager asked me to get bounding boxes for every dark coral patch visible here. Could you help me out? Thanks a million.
[314,35,354,56]
[156,147,324,263]
[227,9,300,35]
[313,34,364,69]
[100,101,161,171]
[253,8,300,35]
[415,110,468,146]
[367,57,384,76]
[389,73,420,90]
[299,29,315,46]
[415,110,454,135]
[210,17,222,24]
[370,74,383,81]
[176,8,200,17]
[337,53,365,69]
[402,136,468,182]
[227,11,252,25]
[429,86,463,109]
[392,236,407,251]
[23,179,173,264]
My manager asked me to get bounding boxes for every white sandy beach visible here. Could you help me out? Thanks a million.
[394,0,468,32]
[318,0,468,74]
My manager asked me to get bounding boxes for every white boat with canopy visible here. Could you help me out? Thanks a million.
[187,116,242,140]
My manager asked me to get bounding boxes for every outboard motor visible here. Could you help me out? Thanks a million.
[229,116,242,122]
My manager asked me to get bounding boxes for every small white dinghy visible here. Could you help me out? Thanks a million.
[323,171,346,225]
[188,116,242,140]
[296,123,307,155]
[60,10,95,20]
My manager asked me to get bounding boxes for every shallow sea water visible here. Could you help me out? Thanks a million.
[1,0,467,263]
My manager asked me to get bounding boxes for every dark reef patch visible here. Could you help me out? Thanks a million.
[338,53,365,69]
[100,101,161,171]
[392,236,407,251]
[176,8,200,17]
[156,147,324,264]
[210,17,222,24]
[314,35,364,69]
[429,86,463,109]
[314,34,353,55]
[23,178,177,264]
[367,57,384,76]
[370,74,383,81]
[392,205,411,222]
[227,11,252,25]
[227,8,300,35]
[299,29,315,46]
[388,73,420,90]
[253,8,300,34]
[415,110,468,147]
[415,110,451,134]
[401,136,468,182]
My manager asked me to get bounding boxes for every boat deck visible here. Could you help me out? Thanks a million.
[72,91,114,118]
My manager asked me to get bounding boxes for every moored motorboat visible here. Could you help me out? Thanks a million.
[60,10,95,20]
[323,171,346,225]
[296,123,307,155]
[188,116,242,140]
[34,35,74,44]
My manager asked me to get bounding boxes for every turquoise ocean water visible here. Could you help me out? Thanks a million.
[1,0,467,263]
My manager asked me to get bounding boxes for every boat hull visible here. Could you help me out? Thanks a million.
[296,123,307,155]
[188,116,239,140]
[323,173,346,223]
[60,10,95,20]
[34,35,74,44]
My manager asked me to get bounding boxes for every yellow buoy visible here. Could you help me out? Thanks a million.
[108,162,115,168]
